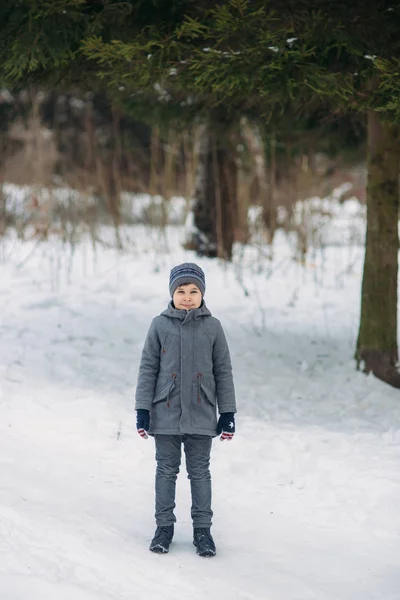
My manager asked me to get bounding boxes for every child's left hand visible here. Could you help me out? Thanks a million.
[217,412,235,441]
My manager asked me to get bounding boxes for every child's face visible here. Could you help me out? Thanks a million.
[173,283,202,310]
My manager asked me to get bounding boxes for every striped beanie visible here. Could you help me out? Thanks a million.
[169,263,206,297]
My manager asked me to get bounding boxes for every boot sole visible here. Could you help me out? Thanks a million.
[193,543,216,557]
[150,544,170,554]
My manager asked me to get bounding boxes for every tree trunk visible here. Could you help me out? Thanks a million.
[188,124,217,257]
[356,111,400,387]
[262,132,278,251]
[213,132,238,260]
[0,181,5,236]
[189,116,238,260]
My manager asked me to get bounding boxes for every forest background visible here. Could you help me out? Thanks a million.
[0,0,399,389]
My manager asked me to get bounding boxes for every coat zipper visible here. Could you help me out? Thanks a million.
[196,372,203,404]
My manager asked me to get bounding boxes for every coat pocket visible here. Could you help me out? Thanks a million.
[192,381,217,432]
[153,376,176,405]
[200,382,216,406]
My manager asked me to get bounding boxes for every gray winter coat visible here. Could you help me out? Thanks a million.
[135,301,236,436]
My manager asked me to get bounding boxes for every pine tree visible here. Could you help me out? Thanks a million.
[79,0,400,386]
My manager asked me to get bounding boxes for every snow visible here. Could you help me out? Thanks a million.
[291,194,366,247]
[1,184,188,226]
[248,192,366,248]
[1,183,96,219]
[0,211,400,599]
[120,193,188,225]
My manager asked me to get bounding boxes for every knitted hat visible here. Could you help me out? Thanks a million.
[169,263,206,297]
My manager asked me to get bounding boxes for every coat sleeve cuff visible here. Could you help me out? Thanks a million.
[135,401,152,411]
[217,405,237,414]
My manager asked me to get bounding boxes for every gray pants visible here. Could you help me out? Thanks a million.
[154,434,213,528]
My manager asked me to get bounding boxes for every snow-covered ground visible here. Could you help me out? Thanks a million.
[0,221,399,600]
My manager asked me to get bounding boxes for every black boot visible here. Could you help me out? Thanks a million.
[150,525,174,553]
[193,528,216,557]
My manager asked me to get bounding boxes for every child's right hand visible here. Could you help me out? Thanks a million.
[136,409,150,439]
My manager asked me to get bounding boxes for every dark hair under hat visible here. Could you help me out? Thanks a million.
[169,263,206,297]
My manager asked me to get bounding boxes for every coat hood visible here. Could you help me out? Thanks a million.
[161,300,212,320]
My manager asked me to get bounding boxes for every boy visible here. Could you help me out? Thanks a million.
[135,262,236,557]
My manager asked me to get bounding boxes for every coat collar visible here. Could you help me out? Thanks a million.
[161,300,212,321]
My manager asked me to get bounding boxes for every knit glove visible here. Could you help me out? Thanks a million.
[217,412,235,441]
[136,409,150,439]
